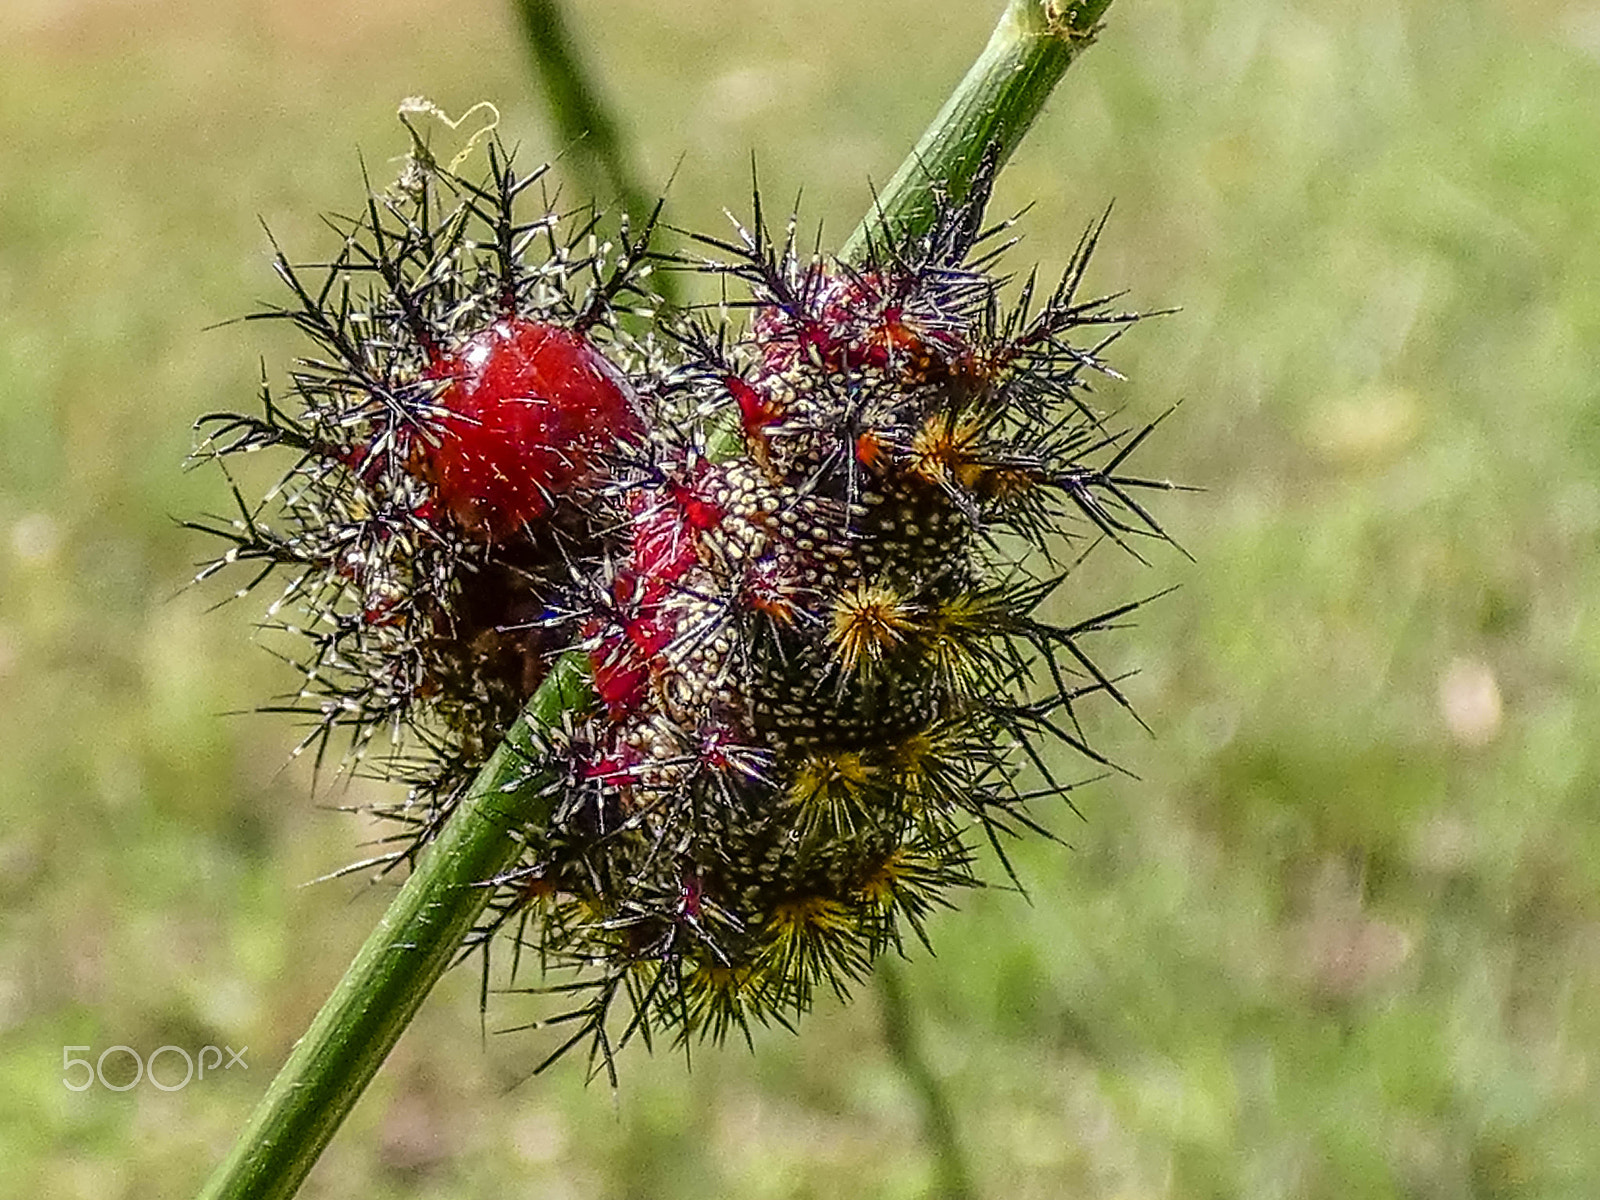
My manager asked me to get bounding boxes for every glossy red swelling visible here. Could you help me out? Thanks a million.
[422,318,643,540]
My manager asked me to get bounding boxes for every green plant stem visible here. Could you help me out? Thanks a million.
[877,959,978,1200]
[841,0,1114,261]
[196,654,592,1200]
[510,0,680,306]
[510,0,646,214]
[197,3,1115,1196]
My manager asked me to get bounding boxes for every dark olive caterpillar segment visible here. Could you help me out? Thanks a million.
[499,160,1178,1068]
[192,141,1178,1075]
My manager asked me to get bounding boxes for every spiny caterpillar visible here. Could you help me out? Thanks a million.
[191,147,656,784]
[192,138,1179,1074]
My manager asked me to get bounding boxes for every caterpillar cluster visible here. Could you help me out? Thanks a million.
[193,141,1177,1070]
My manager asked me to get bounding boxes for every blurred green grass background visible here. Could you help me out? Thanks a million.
[4,1,1598,1196]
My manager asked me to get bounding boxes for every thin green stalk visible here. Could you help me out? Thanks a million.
[510,0,680,306]
[196,4,1114,1197]
[841,0,1113,261]
[196,654,592,1200]
[878,959,978,1200]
